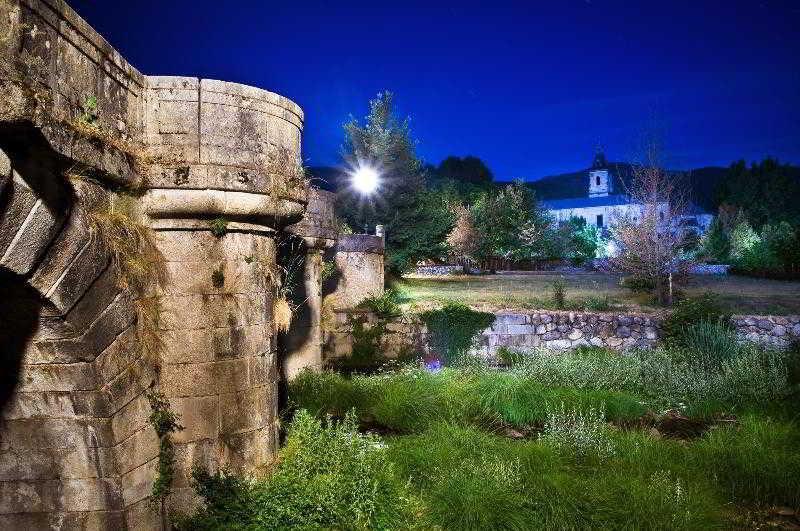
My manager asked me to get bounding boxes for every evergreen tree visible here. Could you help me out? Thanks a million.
[337,92,453,274]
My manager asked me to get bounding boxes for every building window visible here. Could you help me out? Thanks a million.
[596,175,601,186]
[596,214,604,227]
[659,211,665,221]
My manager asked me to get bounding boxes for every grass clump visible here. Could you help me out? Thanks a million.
[87,193,167,364]
[540,403,615,460]
[177,410,418,530]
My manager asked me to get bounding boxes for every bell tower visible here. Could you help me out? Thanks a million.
[588,149,612,197]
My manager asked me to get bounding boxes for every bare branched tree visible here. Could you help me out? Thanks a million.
[610,143,692,306]
[446,203,478,270]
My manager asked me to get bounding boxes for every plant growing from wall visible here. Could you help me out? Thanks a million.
[210,217,228,237]
[78,95,98,125]
[419,302,494,365]
[87,190,168,365]
[145,390,184,522]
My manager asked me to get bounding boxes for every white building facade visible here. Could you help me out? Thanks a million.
[543,152,712,236]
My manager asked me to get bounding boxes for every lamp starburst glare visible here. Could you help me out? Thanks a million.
[352,166,380,195]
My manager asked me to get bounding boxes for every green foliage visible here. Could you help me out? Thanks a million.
[550,276,566,309]
[209,217,228,237]
[716,158,800,228]
[661,293,728,344]
[583,294,612,311]
[178,410,418,530]
[730,221,800,279]
[285,346,799,528]
[692,414,800,507]
[357,288,403,319]
[555,216,603,265]
[418,303,494,365]
[680,320,740,368]
[619,275,656,293]
[79,95,98,124]
[290,366,647,432]
[471,181,555,262]
[345,316,387,371]
[701,216,730,263]
[729,221,760,261]
[320,259,336,282]
[145,391,184,503]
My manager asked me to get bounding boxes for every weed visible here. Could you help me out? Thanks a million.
[145,391,184,507]
[209,217,228,237]
[357,288,403,319]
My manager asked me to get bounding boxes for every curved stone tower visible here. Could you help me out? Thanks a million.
[0,1,310,528]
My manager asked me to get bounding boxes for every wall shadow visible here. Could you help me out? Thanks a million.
[0,269,42,413]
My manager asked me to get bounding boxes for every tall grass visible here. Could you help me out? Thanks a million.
[177,410,418,530]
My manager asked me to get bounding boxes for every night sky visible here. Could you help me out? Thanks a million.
[70,0,800,180]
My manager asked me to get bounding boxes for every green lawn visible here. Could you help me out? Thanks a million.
[398,272,800,315]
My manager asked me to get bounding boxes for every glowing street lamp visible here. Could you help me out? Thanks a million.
[351,166,380,195]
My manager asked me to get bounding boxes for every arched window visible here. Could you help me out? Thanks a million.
[596,175,601,186]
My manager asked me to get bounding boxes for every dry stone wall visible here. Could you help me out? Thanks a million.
[0,0,315,528]
[325,309,800,363]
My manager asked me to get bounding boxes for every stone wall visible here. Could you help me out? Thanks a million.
[325,309,800,363]
[0,0,314,528]
[732,315,800,350]
[329,234,384,310]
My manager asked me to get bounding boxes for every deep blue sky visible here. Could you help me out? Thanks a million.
[71,0,799,180]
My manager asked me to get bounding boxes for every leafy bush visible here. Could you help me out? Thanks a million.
[540,403,614,460]
[583,294,612,311]
[178,410,417,530]
[418,303,495,365]
[661,293,728,344]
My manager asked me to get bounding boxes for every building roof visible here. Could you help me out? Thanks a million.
[542,194,633,210]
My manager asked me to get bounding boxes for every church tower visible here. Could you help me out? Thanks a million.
[588,149,613,197]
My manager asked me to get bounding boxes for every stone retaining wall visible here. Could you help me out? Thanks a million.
[732,315,800,350]
[325,309,800,363]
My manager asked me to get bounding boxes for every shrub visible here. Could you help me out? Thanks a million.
[540,403,614,460]
[419,303,495,365]
[178,410,417,530]
[661,293,728,344]
[209,217,228,237]
[583,294,612,311]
